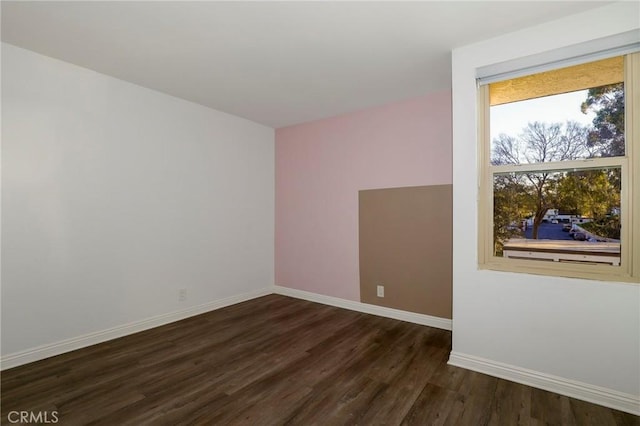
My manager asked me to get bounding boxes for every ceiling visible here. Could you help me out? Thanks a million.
[1,1,614,128]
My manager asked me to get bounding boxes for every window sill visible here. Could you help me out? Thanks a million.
[479,258,639,284]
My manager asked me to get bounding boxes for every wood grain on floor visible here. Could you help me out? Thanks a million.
[1,295,638,425]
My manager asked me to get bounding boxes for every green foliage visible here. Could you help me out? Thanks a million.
[493,175,530,254]
[581,83,624,157]
[555,169,620,220]
[580,216,621,240]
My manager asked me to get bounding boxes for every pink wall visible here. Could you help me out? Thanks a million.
[275,91,452,301]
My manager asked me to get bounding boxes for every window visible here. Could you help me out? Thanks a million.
[478,53,639,283]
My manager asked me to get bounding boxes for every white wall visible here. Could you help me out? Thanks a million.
[451,1,640,412]
[1,43,274,361]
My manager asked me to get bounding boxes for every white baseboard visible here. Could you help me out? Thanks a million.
[273,285,452,331]
[1,286,449,370]
[448,351,640,416]
[0,287,272,371]
[5,286,635,416]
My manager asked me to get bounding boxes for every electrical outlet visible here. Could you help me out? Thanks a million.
[377,285,384,298]
[178,288,187,302]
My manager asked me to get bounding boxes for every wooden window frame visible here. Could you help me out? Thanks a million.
[478,53,639,283]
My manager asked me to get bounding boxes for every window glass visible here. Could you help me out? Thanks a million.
[490,84,625,165]
[493,168,621,265]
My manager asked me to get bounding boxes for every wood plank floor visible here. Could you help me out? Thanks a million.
[1,295,638,425]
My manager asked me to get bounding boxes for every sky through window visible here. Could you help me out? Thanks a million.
[490,90,596,140]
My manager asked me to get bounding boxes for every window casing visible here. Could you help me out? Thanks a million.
[478,52,639,283]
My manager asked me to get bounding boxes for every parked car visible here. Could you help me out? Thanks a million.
[572,232,587,241]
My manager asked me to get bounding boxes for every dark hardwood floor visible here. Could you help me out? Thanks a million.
[1,295,638,425]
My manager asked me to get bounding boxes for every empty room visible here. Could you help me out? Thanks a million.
[1,1,639,424]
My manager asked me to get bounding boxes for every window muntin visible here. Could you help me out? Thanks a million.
[478,53,638,283]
